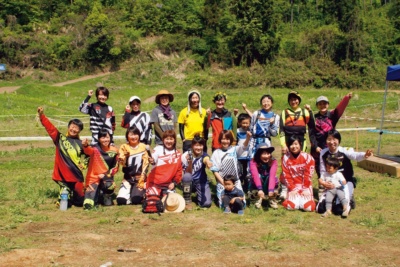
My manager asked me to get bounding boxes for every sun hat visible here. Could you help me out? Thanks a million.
[155,89,174,104]
[162,193,185,213]
[129,96,141,104]
[316,96,329,105]
[287,91,301,104]
[255,143,275,154]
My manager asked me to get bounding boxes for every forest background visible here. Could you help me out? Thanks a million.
[1,0,400,89]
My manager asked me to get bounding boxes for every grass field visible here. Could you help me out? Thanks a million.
[1,67,400,266]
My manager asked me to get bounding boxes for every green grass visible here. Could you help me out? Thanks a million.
[1,64,400,265]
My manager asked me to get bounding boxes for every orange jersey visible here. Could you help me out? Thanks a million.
[83,144,119,186]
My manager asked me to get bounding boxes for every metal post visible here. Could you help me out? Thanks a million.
[377,81,388,155]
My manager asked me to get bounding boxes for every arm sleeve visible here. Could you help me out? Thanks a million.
[281,156,295,191]
[40,114,59,142]
[179,123,185,141]
[269,114,280,137]
[268,159,278,192]
[249,159,262,190]
[173,158,183,184]
[303,153,315,188]
[78,95,91,114]
[306,109,317,148]
[210,151,221,172]
[153,122,164,138]
[121,110,131,128]
[332,95,351,126]
[279,110,287,147]
[110,108,116,132]
[83,146,94,156]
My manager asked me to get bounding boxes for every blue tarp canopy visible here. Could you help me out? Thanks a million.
[386,64,400,81]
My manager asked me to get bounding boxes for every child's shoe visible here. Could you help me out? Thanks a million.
[269,199,278,209]
[238,210,244,216]
[342,205,351,218]
[321,210,332,217]
[223,207,231,214]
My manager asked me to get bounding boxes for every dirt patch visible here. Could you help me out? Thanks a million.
[0,86,20,94]
[52,72,113,87]
[143,95,156,104]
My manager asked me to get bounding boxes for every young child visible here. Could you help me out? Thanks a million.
[37,107,86,208]
[236,113,252,193]
[79,86,116,145]
[116,126,149,205]
[221,175,245,215]
[319,157,350,218]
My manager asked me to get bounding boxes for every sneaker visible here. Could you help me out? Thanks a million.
[238,210,244,216]
[342,205,351,218]
[223,207,231,214]
[255,198,262,209]
[321,210,332,217]
[269,199,278,209]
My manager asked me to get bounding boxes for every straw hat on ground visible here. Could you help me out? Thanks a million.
[162,192,185,213]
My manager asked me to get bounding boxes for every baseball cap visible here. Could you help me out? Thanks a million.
[129,96,141,104]
[316,96,329,104]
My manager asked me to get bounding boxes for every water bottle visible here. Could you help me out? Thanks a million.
[59,188,69,211]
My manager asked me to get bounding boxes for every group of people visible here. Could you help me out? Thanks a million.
[38,87,373,218]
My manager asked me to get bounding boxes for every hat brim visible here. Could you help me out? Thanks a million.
[156,94,174,104]
[162,193,185,213]
[257,146,275,154]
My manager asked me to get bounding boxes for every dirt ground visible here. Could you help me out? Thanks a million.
[1,205,399,267]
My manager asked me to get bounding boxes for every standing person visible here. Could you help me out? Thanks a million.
[181,134,213,210]
[248,94,280,156]
[280,136,316,212]
[207,92,237,152]
[121,96,152,145]
[178,90,208,153]
[150,89,177,146]
[318,130,373,211]
[279,91,316,154]
[82,129,119,210]
[116,126,149,205]
[248,143,279,209]
[210,130,252,208]
[78,86,115,145]
[236,113,252,193]
[146,130,182,194]
[308,93,352,178]
[319,157,350,218]
[37,107,86,208]
[221,175,245,215]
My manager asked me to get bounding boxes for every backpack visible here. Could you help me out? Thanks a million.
[142,187,164,215]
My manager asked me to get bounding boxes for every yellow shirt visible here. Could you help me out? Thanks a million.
[178,107,206,140]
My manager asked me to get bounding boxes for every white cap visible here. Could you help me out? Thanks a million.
[129,96,141,104]
[316,96,329,104]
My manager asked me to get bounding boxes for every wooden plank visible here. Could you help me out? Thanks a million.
[358,156,400,177]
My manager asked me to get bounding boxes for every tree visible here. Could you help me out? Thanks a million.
[225,0,280,66]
